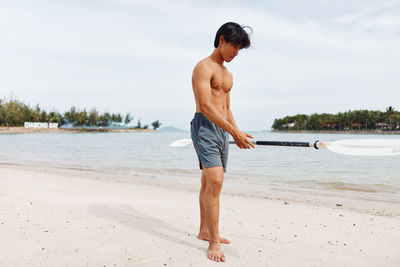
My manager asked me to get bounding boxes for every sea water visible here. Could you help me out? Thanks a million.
[0,131,399,201]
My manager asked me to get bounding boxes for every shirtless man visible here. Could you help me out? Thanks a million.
[190,22,254,262]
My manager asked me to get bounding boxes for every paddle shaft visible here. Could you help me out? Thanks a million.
[170,138,400,156]
[229,140,319,149]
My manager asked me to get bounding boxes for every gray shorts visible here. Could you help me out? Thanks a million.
[190,113,229,173]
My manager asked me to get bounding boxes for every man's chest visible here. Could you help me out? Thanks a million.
[210,70,233,93]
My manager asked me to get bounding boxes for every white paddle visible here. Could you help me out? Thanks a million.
[169,138,400,156]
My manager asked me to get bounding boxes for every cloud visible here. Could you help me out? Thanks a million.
[360,15,400,30]
[0,0,399,130]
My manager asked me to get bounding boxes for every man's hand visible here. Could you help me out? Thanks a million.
[232,130,255,149]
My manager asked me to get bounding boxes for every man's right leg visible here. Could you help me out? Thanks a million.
[198,169,230,244]
[202,165,226,262]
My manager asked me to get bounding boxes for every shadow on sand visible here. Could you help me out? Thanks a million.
[87,204,203,250]
[87,203,239,265]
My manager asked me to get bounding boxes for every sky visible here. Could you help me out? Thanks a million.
[0,0,399,131]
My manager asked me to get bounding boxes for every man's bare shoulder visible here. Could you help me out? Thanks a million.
[193,57,216,75]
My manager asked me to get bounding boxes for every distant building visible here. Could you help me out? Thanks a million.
[376,122,389,129]
[24,122,58,128]
[282,122,295,128]
[324,123,337,130]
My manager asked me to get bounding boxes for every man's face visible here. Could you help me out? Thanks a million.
[220,39,240,62]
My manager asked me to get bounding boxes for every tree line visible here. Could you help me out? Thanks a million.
[0,96,161,130]
[272,107,399,131]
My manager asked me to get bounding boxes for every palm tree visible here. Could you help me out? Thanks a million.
[151,120,162,130]
[124,113,133,125]
[88,108,99,126]
[64,107,77,125]
[385,106,395,130]
[76,109,88,126]
[386,106,395,113]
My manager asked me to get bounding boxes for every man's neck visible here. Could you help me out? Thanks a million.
[209,48,224,65]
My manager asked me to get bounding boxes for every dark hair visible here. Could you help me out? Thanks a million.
[214,22,252,49]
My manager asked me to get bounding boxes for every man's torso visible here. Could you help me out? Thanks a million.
[192,57,232,119]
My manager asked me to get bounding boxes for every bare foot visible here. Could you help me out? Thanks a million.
[197,232,231,244]
[208,241,226,262]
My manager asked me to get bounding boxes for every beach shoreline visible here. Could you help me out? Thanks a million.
[1,163,399,217]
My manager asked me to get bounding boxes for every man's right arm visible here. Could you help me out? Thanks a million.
[193,63,253,149]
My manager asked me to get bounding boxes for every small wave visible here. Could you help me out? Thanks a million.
[317,181,385,193]
[283,179,399,194]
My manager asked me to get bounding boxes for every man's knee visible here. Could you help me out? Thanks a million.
[205,175,224,195]
[203,166,224,191]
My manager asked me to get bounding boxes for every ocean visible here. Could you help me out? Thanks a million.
[1,131,399,201]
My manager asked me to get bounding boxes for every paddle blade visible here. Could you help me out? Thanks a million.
[325,139,400,156]
[169,138,193,147]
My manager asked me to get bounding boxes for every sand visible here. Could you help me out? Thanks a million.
[0,164,399,267]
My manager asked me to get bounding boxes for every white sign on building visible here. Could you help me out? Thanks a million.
[24,122,59,129]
